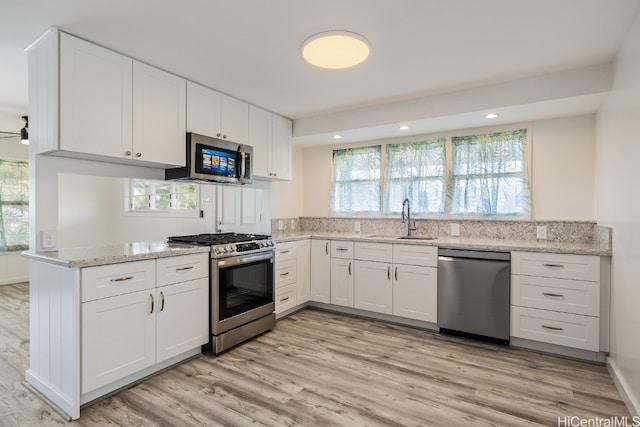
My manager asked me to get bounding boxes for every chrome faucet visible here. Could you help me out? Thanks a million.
[401,198,417,237]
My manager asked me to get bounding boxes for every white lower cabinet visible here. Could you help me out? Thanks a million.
[331,258,354,307]
[310,240,331,303]
[275,242,298,314]
[355,260,392,314]
[297,240,311,304]
[392,264,437,323]
[81,254,209,395]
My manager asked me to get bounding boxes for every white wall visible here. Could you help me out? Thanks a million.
[299,115,596,221]
[595,11,640,416]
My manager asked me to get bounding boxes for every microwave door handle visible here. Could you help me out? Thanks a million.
[237,146,246,184]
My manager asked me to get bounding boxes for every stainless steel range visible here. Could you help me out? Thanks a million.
[167,232,275,354]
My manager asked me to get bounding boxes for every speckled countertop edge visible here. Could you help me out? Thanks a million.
[22,241,211,268]
[272,232,612,256]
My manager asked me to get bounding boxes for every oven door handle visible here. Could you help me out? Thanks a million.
[216,251,274,268]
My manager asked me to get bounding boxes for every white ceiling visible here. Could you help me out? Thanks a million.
[0,0,638,146]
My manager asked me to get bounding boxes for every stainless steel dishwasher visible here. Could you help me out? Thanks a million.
[437,248,510,344]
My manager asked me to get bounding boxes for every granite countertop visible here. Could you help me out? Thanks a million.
[22,241,211,268]
[272,232,612,256]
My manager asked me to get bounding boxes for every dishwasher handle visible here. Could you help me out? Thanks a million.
[438,248,510,261]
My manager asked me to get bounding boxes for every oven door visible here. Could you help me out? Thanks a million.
[212,250,275,335]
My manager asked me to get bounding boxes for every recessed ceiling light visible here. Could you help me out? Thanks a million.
[301,30,370,69]
[333,134,342,139]
[485,113,499,119]
[399,125,410,130]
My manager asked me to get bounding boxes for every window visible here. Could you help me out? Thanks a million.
[0,159,29,251]
[329,129,531,217]
[128,179,199,215]
[330,146,381,214]
[384,139,446,215]
[448,129,530,216]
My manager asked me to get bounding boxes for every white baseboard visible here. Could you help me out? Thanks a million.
[0,276,28,286]
[607,357,640,417]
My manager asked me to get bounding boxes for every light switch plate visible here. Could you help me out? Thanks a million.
[536,225,548,240]
[450,223,460,237]
[354,221,361,232]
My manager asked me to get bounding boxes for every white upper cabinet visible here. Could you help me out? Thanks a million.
[56,32,186,167]
[59,33,133,158]
[133,61,186,166]
[249,105,292,180]
[186,81,249,144]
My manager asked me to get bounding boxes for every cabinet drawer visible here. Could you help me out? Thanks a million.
[511,275,599,316]
[156,253,209,287]
[355,242,392,263]
[276,242,297,261]
[276,259,297,288]
[511,306,599,351]
[82,260,156,302]
[393,244,438,267]
[511,252,599,281]
[275,283,297,313]
[331,241,354,259]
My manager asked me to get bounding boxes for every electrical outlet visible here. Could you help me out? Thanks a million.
[354,221,361,232]
[277,220,283,231]
[450,223,460,237]
[41,230,57,249]
[536,225,548,240]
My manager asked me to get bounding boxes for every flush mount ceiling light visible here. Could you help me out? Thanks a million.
[301,30,370,69]
[485,113,499,119]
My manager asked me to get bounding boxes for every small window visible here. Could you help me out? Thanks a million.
[128,179,199,215]
[330,146,381,215]
[448,129,530,216]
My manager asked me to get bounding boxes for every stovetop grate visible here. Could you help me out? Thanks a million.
[167,232,272,246]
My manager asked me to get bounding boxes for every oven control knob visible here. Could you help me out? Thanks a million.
[226,245,234,253]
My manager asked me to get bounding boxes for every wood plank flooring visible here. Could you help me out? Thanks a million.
[0,282,630,426]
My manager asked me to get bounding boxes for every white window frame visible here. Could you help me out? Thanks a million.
[125,179,201,218]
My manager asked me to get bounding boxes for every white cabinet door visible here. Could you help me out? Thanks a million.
[393,264,437,322]
[218,92,249,144]
[355,260,392,315]
[156,277,209,363]
[297,240,311,304]
[186,81,218,136]
[331,258,354,307]
[310,240,331,303]
[133,61,186,166]
[81,290,155,393]
[270,114,292,180]
[248,105,271,178]
[216,186,240,231]
[59,33,133,158]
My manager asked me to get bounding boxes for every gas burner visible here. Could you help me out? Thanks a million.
[167,232,274,258]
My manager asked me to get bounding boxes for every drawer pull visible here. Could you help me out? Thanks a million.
[280,250,291,255]
[110,276,134,283]
[542,325,564,332]
[280,297,290,302]
[542,263,565,269]
[336,247,348,252]
[542,292,564,298]
[175,266,194,272]
[280,272,290,277]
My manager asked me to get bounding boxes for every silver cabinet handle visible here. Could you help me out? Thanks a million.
[110,276,133,283]
[216,133,221,137]
[124,150,132,156]
[348,262,352,275]
[337,248,348,252]
[542,292,564,298]
[279,250,291,255]
[135,152,142,158]
[325,242,329,255]
[149,294,154,314]
[387,266,391,280]
[223,134,227,139]
[542,325,563,331]
[280,272,290,277]
[176,266,194,272]
[395,267,398,281]
[543,263,565,269]
[280,296,290,302]
[160,291,165,311]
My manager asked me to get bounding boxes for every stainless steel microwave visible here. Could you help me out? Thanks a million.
[165,133,252,184]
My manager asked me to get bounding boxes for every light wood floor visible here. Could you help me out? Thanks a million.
[0,282,630,426]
